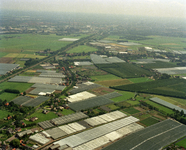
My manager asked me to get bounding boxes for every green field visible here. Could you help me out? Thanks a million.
[138,35,186,51]
[0,34,88,53]
[66,45,98,53]
[126,100,140,105]
[123,107,140,114]
[111,91,135,102]
[176,138,186,148]
[91,74,121,82]
[128,77,153,83]
[0,110,13,119]
[0,52,8,58]
[112,79,186,99]
[25,109,58,124]
[145,100,174,114]
[0,92,18,102]
[140,117,159,126]
[0,82,33,93]
[96,63,154,78]
[61,109,75,115]
[107,104,120,110]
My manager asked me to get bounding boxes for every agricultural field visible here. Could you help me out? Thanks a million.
[0,82,33,93]
[96,63,154,78]
[25,109,58,124]
[176,138,186,148]
[88,87,114,96]
[96,79,132,87]
[137,61,178,69]
[140,117,159,126]
[138,35,186,51]
[0,52,8,58]
[66,45,98,54]
[123,107,140,114]
[0,110,13,119]
[128,77,153,83]
[91,74,121,82]
[3,53,46,59]
[0,92,18,102]
[73,65,107,77]
[126,100,140,105]
[112,79,186,99]
[145,100,174,114]
[0,34,88,53]
[107,104,120,110]
[111,91,135,102]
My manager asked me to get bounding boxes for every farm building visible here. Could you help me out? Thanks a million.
[0,63,20,75]
[65,91,96,103]
[12,96,49,107]
[150,97,186,114]
[103,119,186,150]
[154,67,186,75]
[58,38,79,42]
[53,116,142,149]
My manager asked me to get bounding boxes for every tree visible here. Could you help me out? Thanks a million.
[10,139,20,148]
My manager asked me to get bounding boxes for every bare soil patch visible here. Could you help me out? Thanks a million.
[0,57,14,63]
[96,79,132,87]
[25,87,35,94]
[89,87,114,96]
[134,107,146,112]
[161,43,178,45]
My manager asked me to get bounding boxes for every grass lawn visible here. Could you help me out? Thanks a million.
[0,34,88,53]
[128,77,153,83]
[59,95,66,99]
[0,82,33,92]
[25,109,58,124]
[111,91,135,102]
[107,104,120,110]
[176,138,186,148]
[140,117,159,126]
[66,45,98,54]
[123,107,140,114]
[145,100,174,114]
[0,92,18,102]
[15,60,25,67]
[91,74,121,82]
[0,110,13,119]
[61,109,75,115]
[126,100,140,105]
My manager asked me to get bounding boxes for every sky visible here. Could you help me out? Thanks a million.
[1,0,186,18]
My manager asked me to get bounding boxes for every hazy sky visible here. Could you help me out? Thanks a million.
[1,0,186,18]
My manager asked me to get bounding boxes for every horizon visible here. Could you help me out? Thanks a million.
[1,0,186,19]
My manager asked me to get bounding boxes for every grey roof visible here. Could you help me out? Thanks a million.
[45,127,67,139]
[29,88,55,95]
[54,116,139,147]
[102,119,186,150]
[38,121,54,129]
[36,70,56,73]
[68,96,114,111]
[74,61,93,66]
[8,76,63,84]
[39,72,66,78]
[118,42,141,46]
[31,83,66,91]
[12,96,49,107]
[69,83,100,94]
[51,112,88,126]
[150,97,186,114]
[90,54,125,64]
[0,63,19,75]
